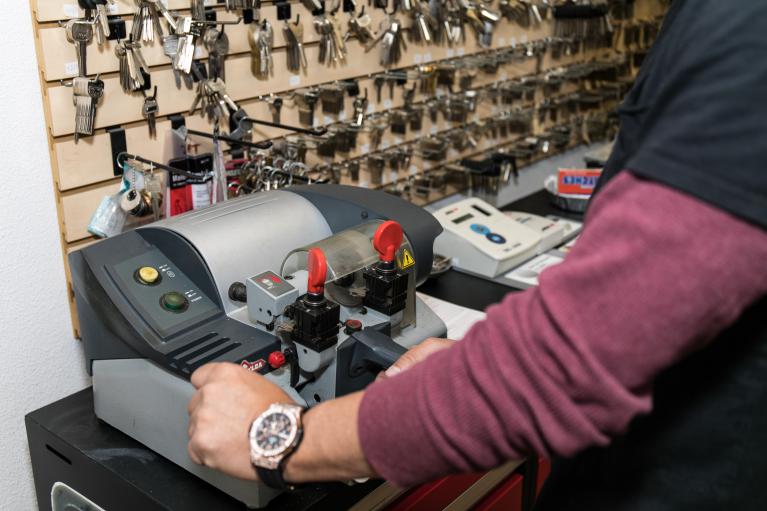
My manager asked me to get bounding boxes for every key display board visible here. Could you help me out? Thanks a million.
[28,0,667,335]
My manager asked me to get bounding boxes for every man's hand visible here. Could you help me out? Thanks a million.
[187,362,294,480]
[382,338,455,378]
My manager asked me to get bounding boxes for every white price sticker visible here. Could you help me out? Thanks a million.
[338,110,347,120]
[367,104,375,114]
[409,165,419,175]
[498,37,506,46]
[520,34,528,43]
[63,4,78,17]
[393,137,402,145]
[510,37,517,47]
[194,46,204,58]
[64,61,79,76]
[457,47,466,56]
[324,115,334,125]
[107,3,119,14]
[382,140,390,149]
[423,53,432,62]
[500,72,509,81]
[446,49,455,58]
[413,54,423,64]
[383,99,393,109]
[361,143,371,153]
[289,75,301,87]
[430,126,438,135]
[390,171,398,182]
[360,181,370,188]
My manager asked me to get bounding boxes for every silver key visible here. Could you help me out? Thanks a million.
[142,87,159,138]
[174,17,201,74]
[94,1,112,44]
[250,20,273,79]
[72,75,103,142]
[65,19,94,77]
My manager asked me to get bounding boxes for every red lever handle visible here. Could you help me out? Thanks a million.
[307,247,327,295]
[373,221,404,263]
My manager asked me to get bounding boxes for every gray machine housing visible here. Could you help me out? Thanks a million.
[69,185,446,508]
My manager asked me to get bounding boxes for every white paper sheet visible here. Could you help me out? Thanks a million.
[417,292,487,340]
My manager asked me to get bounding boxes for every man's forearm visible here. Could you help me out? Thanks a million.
[283,391,377,483]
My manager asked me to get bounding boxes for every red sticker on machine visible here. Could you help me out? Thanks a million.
[241,359,267,373]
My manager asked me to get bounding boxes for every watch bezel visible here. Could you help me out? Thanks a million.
[249,403,303,470]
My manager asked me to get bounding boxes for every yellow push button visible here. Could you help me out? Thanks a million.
[137,266,160,285]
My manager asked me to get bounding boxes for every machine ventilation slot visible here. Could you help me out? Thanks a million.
[166,333,218,359]
[187,342,242,371]
[178,338,231,364]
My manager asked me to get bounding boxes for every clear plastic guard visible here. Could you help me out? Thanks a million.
[280,220,417,328]
[281,220,391,282]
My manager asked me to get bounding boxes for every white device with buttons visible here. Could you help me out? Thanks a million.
[432,198,543,278]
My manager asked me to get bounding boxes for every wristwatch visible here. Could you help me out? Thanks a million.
[249,403,305,490]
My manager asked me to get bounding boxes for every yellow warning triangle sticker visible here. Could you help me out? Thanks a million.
[400,249,416,269]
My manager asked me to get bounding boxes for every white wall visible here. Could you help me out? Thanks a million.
[0,5,91,509]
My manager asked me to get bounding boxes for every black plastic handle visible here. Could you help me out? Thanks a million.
[348,327,407,377]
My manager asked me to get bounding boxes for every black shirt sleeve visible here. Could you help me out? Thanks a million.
[601,0,767,229]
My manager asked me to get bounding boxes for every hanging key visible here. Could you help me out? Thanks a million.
[94,0,115,44]
[174,17,202,74]
[297,89,320,126]
[267,95,283,123]
[72,75,104,142]
[351,89,368,128]
[250,19,274,79]
[142,86,159,138]
[345,7,375,44]
[320,84,345,115]
[64,18,95,77]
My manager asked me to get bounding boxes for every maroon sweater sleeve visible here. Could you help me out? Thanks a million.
[357,171,767,488]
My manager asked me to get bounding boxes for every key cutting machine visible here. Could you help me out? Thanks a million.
[69,185,447,508]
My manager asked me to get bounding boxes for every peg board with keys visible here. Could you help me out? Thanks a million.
[28,0,668,335]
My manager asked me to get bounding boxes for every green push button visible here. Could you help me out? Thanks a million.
[161,292,189,313]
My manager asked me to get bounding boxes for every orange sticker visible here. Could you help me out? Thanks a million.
[558,168,602,195]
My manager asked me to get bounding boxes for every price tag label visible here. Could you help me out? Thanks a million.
[64,61,79,76]
[361,143,371,153]
[409,165,419,175]
[414,54,423,64]
[383,99,393,109]
[457,47,466,57]
[423,53,432,62]
[62,4,78,17]
[289,75,301,87]
[446,49,455,58]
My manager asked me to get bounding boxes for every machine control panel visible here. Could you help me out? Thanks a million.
[433,198,540,260]
[109,249,220,338]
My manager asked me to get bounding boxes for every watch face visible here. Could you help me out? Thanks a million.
[252,411,297,458]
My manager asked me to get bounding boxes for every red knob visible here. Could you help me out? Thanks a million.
[268,351,287,369]
[373,221,404,263]
[307,247,327,295]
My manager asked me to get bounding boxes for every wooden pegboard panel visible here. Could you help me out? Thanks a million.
[28,0,668,334]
